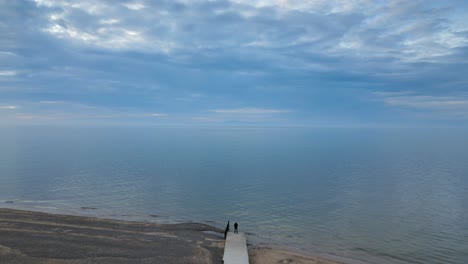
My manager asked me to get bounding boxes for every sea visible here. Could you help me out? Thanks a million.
[0,126,467,264]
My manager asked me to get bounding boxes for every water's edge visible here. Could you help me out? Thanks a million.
[0,201,365,264]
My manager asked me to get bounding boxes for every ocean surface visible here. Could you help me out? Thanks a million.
[0,126,467,263]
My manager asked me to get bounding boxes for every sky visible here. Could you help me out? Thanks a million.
[1,0,468,127]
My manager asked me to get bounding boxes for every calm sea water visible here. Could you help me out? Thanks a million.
[0,126,467,263]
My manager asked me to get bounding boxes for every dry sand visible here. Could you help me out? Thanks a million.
[0,208,341,264]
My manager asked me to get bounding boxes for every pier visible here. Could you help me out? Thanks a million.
[223,232,249,264]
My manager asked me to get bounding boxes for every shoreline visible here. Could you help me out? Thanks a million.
[0,208,342,264]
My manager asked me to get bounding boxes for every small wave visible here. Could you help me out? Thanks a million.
[81,207,98,210]
[33,206,58,210]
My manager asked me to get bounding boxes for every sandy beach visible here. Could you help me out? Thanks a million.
[0,208,340,264]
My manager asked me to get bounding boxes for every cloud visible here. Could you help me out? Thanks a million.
[37,100,97,110]
[150,113,168,117]
[0,105,19,109]
[383,96,468,108]
[13,0,465,81]
[15,115,55,120]
[192,116,223,122]
[123,2,145,11]
[373,91,468,119]
[0,51,16,56]
[213,107,290,114]
[29,0,467,67]
[39,100,64,104]
[0,71,16,76]
[1,0,468,126]
[230,0,369,13]
[99,19,119,25]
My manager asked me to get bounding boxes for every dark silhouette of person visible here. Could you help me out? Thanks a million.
[234,222,238,234]
[224,221,230,239]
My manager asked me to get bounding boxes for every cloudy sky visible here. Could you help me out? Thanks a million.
[1,0,468,126]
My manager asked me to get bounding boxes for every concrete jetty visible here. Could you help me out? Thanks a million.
[223,232,249,264]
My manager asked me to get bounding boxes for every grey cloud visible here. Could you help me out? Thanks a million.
[15,0,467,76]
[1,0,467,126]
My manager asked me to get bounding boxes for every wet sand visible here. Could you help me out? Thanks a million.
[249,248,341,264]
[0,208,224,264]
[0,208,340,264]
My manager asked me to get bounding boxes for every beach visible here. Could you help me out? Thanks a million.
[0,208,338,264]
[249,248,340,264]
